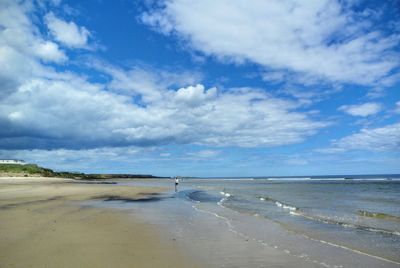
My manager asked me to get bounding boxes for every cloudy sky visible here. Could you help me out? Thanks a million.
[0,0,399,176]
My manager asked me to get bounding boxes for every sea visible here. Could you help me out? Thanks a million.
[94,174,400,267]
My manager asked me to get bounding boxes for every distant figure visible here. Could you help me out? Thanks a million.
[174,177,179,192]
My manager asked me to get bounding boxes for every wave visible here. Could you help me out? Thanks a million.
[358,210,400,221]
[217,191,233,206]
[275,201,297,211]
[290,211,400,237]
[257,195,400,236]
[215,178,254,181]
[258,196,298,211]
[263,177,400,181]
[191,191,400,238]
[220,191,232,197]
[313,177,396,181]
[350,178,392,181]
[265,177,312,181]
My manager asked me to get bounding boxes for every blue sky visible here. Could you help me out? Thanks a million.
[0,0,399,176]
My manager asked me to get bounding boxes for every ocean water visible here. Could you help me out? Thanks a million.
[183,176,400,265]
[96,176,400,267]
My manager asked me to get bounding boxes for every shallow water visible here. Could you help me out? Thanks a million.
[91,177,400,267]
[188,178,400,262]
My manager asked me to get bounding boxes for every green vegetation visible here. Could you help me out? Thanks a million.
[0,164,55,177]
[0,164,163,180]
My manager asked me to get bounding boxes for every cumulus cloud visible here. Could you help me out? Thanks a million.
[0,0,67,102]
[45,12,90,48]
[174,84,216,107]
[141,0,400,86]
[0,77,327,149]
[0,0,326,154]
[90,60,201,102]
[321,123,400,152]
[338,102,382,117]
[0,1,66,64]
[33,41,66,62]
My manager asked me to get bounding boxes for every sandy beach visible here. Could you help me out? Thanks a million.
[0,177,199,268]
[1,177,399,268]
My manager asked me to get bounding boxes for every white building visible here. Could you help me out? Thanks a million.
[0,159,26,165]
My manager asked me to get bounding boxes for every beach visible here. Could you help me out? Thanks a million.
[0,177,199,268]
[1,177,399,268]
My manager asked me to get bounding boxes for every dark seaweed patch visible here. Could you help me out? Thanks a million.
[137,192,162,196]
[0,196,63,210]
[94,194,164,202]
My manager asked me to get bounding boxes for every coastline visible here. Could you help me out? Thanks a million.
[0,177,200,268]
[1,177,398,268]
[114,179,400,268]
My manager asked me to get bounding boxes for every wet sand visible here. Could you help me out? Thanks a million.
[0,177,199,268]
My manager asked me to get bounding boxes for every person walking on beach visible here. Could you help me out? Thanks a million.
[174,177,179,192]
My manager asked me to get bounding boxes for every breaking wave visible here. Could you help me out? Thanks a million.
[259,196,297,211]
[290,211,400,237]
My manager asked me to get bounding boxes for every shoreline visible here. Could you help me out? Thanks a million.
[114,179,400,268]
[2,177,398,268]
[0,177,200,268]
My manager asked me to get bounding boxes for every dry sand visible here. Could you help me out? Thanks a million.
[0,177,200,268]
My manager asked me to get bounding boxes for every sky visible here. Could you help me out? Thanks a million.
[0,0,399,177]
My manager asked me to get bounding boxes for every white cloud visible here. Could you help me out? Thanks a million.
[141,0,399,86]
[45,12,90,48]
[174,84,216,107]
[0,0,67,102]
[0,1,66,64]
[338,102,382,117]
[0,77,327,148]
[321,123,400,152]
[0,0,327,153]
[33,41,66,62]
[90,60,201,102]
